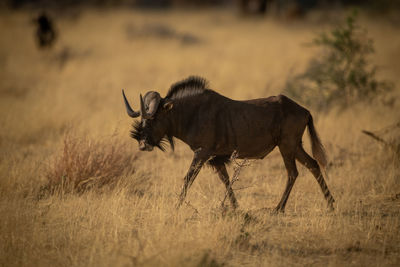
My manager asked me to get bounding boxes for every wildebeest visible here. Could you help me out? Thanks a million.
[123,76,334,212]
[34,13,57,49]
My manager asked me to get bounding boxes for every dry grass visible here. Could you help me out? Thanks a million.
[0,7,399,267]
[43,132,137,194]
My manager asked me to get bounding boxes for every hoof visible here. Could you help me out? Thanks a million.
[327,205,335,213]
[175,200,183,210]
[327,198,335,212]
[272,207,285,215]
[258,207,284,215]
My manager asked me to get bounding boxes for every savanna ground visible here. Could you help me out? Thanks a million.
[1,6,400,266]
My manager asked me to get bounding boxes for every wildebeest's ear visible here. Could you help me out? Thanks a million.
[163,100,173,111]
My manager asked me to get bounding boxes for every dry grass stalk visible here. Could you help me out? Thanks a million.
[362,121,400,159]
[221,151,252,210]
[43,133,137,195]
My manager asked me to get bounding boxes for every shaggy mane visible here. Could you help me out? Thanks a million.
[165,76,209,100]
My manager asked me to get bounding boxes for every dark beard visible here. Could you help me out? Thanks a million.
[130,121,174,151]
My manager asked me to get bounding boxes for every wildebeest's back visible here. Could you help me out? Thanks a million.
[246,94,311,146]
[197,92,283,158]
[178,92,310,159]
[220,94,310,159]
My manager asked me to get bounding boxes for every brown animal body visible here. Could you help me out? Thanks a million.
[123,76,334,212]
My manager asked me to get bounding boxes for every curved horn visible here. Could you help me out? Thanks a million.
[140,94,150,119]
[141,92,161,119]
[122,89,140,118]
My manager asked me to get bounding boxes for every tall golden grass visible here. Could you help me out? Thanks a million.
[0,8,399,266]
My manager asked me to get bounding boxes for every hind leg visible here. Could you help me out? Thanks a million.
[275,146,299,213]
[296,145,334,210]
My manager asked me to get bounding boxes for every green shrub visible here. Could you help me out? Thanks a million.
[284,12,393,110]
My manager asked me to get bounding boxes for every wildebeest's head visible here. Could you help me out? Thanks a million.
[123,76,208,152]
[122,90,174,152]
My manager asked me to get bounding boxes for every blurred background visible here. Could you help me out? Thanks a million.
[2,0,400,134]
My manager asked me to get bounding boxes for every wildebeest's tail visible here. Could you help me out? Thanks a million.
[307,114,327,168]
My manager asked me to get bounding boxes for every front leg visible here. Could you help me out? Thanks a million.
[176,148,209,209]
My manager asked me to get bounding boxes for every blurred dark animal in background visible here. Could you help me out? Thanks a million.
[34,13,57,49]
[123,76,335,213]
[238,0,317,17]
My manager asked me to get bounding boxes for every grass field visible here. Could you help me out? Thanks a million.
[1,7,399,266]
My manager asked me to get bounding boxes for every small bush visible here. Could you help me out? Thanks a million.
[43,133,137,195]
[284,12,393,110]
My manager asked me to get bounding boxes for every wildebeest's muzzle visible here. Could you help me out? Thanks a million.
[139,139,154,151]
